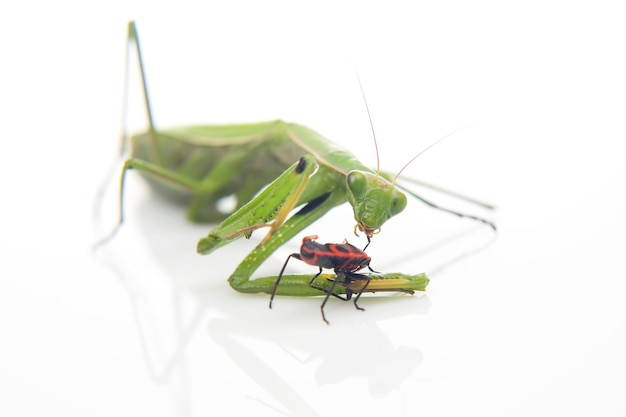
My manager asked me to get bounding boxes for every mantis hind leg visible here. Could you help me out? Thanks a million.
[94,146,261,247]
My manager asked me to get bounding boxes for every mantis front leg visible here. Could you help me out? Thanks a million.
[226,189,346,294]
[196,154,351,294]
[224,192,430,296]
[196,154,430,297]
[196,154,335,254]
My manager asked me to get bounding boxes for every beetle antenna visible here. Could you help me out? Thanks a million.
[354,69,381,177]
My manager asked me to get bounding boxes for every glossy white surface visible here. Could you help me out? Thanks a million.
[2,2,625,416]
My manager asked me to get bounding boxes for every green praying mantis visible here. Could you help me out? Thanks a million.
[96,21,495,309]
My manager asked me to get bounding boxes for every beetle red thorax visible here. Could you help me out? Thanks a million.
[298,235,370,273]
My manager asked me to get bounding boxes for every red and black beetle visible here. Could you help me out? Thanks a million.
[270,235,375,324]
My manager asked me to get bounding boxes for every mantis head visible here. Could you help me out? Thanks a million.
[346,170,407,238]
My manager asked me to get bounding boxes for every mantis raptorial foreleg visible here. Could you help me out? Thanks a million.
[203,174,430,297]
[197,154,328,254]
[225,187,346,293]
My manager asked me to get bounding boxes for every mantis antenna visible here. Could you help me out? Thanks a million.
[391,127,467,185]
[352,71,495,236]
[354,70,381,177]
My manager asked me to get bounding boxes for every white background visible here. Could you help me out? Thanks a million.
[2,1,625,416]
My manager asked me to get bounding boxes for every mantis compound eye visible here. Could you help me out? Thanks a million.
[390,193,407,216]
[347,171,367,198]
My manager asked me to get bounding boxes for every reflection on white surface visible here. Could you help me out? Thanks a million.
[93,182,493,415]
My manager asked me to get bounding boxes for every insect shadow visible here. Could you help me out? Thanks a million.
[93,181,493,415]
